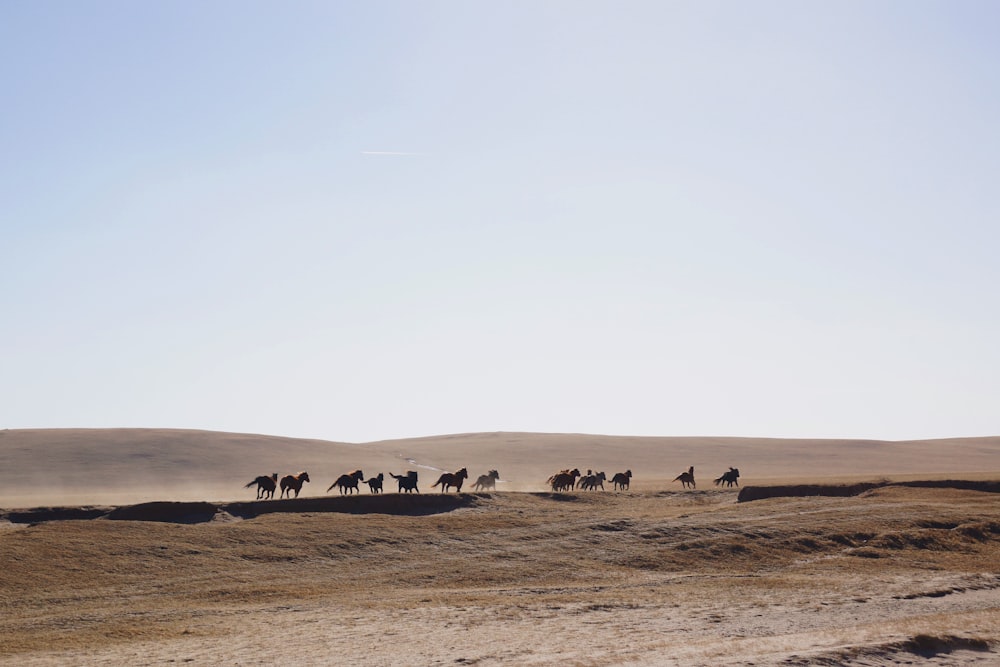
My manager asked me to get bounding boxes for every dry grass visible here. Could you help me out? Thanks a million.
[3,428,999,664]
[3,485,1000,665]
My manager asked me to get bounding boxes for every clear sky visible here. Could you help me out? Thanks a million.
[2,1,998,443]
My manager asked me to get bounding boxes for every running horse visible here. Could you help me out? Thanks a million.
[245,473,278,499]
[578,471,606,491]
[390,471,419,493]
[713,467,740,487]
[611,470,632,491]
[327,469,364,495]
[673,466,696,489]
[280,472,310,498]
[548,468,580,492]
[431,467,469,493]
[366,473,384,494]
[472,469,499,492]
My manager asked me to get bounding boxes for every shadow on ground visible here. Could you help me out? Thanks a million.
[1,493,484,524]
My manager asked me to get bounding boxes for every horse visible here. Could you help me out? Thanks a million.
[714,467,740,487]
[390,471,419,493]
[575,469,594,489]
[673,466,695,489]
[432,467,469,493]
[546,468,574,486]
[245,473,278,500]
[366,473,384,494]
[548,468,580,492]
[578,471,606,491]
[327,469,364,495]
[280,471,310,498]
[472,470,499,492]
[611,470,632,491]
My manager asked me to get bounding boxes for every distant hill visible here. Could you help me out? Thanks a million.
[1,428,999,508]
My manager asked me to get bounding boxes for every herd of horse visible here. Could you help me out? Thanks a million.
[544,466,740,492]
[670,466,741,489]
[244,466,740,500]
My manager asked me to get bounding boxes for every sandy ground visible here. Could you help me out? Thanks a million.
[2,429,999,665]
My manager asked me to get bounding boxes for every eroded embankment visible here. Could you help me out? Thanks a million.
[738,479,1000,502]
[6,479,1000,525]
[0,493,482,525]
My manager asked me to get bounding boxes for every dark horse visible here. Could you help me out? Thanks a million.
[713,467,740,487]
[390,471,419,493]
[280,472,310,498]
[548,468,580,492]
[245,473,278,499]
[578,471,606,491]
[431,467,468,493]
[366,473,384,494]
[611,470,632,491]
[673,466,695,489]
[327,469,364,495]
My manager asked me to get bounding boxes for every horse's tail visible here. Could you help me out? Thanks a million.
[713,476,723,486]
[245,479,257,488]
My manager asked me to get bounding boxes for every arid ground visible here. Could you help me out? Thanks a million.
[2,429,999,665]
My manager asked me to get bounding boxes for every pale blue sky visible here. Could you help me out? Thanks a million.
[3,1,998,442]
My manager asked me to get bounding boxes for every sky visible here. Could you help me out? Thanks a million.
[2,1,999,443]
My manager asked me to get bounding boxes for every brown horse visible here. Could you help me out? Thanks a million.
[366,473,384,494]
[280,472,310,498]
[611,470,632,491]
[673,466,695,489]
[714,467,740,487]
[578,471,606,491]
[390,471,419,493]
[548,468,580,492]
[245,473,277,500]
[472,470,499,492]
[327,469,364,495]
[432,467,468,493]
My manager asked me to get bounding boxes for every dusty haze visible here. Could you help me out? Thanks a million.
[2,428,999,506]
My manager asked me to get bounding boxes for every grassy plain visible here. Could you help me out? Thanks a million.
[1,429,999,665]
